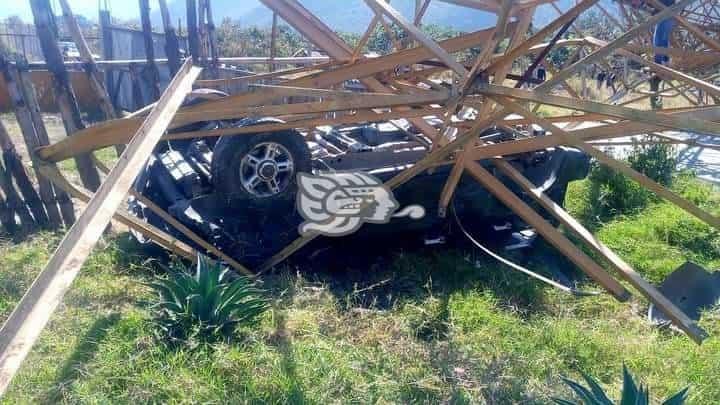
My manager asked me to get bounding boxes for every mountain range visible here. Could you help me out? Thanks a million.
[157,0,583,34]
[1,0,612,34]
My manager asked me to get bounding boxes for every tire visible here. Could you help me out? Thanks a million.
[211,128,311,201]
[164,88,230,151]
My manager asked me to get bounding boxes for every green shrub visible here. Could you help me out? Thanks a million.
[588,164,652,217]
[587,140,677,220]
[554,365,688,405]
[627,140,676,186]
[149,255,269,345]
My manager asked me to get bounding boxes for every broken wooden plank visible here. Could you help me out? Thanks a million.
[493,158,707,344]
[414,0,431,26]
[57,0,117,121]
[260,0,354,61]
[477,84,720,136]
[0,58,65,228]
[92,158,253,276]
[0,121,48,228]
[491,95,720,234]
[365,0,469,76]
[39,163,197,261]
[0,60,201,396]
[533,0,694,93]
[463,159,631,301]
[29,0,101,191]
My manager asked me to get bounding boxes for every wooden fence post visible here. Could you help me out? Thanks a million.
[0,59,201,396]
[0,194,15,235]
[129,63,147,109]
[0,158,33,232]
[0,56,65,228]
[58,0,117,120]
[99,9,115,107]
[205,0,219,76]
[186,0,200,62]
[0,121,48,228]
[58,0,124,155]
[158,0,182,77]
[197,0,209,65]
[270,12,278,72]
[29,0,101,191]
[15,65,76,226]
[139,0,161,101]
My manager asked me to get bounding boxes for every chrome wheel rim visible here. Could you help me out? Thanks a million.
[239,142,294,197]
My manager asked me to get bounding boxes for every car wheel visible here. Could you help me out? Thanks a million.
[211,129,311,200]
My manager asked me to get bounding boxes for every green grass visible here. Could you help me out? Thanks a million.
[1,174,720,403]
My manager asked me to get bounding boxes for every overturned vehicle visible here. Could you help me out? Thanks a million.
[128,91,591,268]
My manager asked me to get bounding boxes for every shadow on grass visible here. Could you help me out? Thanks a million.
[47,313,122,402]
[0,228,36,244]
[266,231,573,320]
[266,310,307,403]
[110,232,171,276]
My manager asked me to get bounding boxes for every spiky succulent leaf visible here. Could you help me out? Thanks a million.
[555,367,688,405]
[149,254,268,344]
[620,365,640,405]
[662,387,689,405]
[581,371,613,405]
[561,377,605,404]
[639,385,650,405]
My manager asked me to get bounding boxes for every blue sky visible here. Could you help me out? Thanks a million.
[0,0,599,30]
[0,0,140,22]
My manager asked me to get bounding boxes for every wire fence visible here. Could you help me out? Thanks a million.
[0,23,44,61]
[0,21,102,62]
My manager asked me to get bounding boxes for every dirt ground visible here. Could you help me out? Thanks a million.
[1,113,67,161]
[0,113,118,187]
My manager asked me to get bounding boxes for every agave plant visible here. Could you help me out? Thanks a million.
[553,365,688,405]
[149,254,269,344]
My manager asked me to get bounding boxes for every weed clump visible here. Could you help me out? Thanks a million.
[403,296,450,341]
